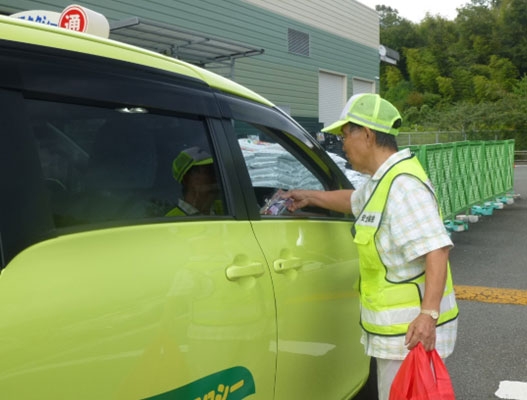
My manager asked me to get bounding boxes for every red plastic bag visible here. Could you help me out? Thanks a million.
[389,342,455,400]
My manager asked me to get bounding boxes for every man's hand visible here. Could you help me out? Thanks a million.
[281,189,354,214]
[405,313,437,351]
[281,190,311,212]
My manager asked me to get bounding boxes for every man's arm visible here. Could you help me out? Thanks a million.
[282,189,354,214]
[405,245,450,351]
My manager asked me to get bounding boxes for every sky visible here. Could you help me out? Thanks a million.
[358,0,469,23]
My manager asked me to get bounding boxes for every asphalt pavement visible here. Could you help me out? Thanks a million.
[446,165,527,399]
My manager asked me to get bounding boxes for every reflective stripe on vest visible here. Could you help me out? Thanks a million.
[352,155,459,336]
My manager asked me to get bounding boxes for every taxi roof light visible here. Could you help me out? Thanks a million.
[11,4,110,38]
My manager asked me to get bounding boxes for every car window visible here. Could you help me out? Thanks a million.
[230,118,345,218]
[28,98,226,228]
[235,121,324,192]
[232,120,323,211]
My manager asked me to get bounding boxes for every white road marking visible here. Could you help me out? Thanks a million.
[495,381,527,399]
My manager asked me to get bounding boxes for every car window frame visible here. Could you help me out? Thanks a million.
[215,92,355,221]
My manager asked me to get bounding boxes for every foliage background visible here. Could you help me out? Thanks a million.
[376,0,527,148]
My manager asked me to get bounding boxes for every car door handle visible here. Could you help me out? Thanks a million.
[273,257,303,272]
[225,262,265,281]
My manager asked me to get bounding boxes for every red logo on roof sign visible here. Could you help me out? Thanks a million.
[58,5,87,32]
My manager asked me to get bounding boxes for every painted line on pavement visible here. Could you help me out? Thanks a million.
[454,285,527,305]
[495,380,527,399]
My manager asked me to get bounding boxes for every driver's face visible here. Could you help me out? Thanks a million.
[183,165,219,213]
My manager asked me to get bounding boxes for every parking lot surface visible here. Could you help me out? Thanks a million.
[446,165,527,399]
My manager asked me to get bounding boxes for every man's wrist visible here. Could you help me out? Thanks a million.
[420,309,439,320]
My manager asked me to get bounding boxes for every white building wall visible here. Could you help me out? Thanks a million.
[242,0,379,49]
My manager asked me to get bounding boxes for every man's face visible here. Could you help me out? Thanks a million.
[341,123,367,173]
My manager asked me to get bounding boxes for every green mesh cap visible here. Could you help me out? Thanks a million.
[172,147,213,183]
[322,93,402,136]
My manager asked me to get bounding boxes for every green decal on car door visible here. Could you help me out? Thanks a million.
[145,366,255,400]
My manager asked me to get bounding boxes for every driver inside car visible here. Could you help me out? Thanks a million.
[166,147,221,216]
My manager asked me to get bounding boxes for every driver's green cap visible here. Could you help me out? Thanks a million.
[322,93,402,136]
[172,147,213,182]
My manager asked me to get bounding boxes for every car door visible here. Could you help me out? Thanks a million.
[0,47,276,399]
[219,94,371,400]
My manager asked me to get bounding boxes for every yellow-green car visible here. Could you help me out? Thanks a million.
[0,14,372,399]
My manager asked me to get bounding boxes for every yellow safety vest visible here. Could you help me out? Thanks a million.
[165,206,187,217]
[352,155,458,336]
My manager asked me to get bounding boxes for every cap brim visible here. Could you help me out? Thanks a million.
[194,157,213,167]
[322,119,348,135]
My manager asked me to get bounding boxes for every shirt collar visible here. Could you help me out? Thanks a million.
[178,198,200,215]
[371,148,412,181]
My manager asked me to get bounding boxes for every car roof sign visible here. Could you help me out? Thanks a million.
[11,4,110,38]
[58,4,110,38]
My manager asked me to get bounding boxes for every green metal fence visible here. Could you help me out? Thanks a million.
[404,140,515,220]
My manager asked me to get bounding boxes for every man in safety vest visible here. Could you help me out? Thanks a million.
[283,93,458,400]
[166,147,221,216]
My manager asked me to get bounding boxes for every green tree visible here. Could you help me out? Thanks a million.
[416,16,458,77]
[380,65,404,91]
[436,76,455,102]
[496,0,527,75]
[405,48,440,93]
[473,75,502,102]
[488,55,518,91]
[454,0,498,65]
[374,0,527,147]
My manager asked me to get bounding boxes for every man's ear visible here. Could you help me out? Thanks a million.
[363,127,375,146]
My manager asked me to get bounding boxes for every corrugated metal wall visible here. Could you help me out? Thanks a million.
[242,0,379,49]
[0,0,379,131]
